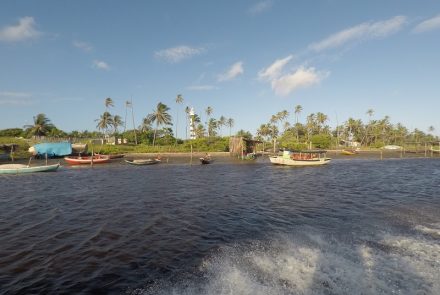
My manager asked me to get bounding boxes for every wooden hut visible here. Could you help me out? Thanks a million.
[229,136,262,159]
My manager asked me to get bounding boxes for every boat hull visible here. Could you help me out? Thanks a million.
[200,158,212,164]
[269,156,331,166]
[341,150,357,155]
[125,159,160,165]
[64,156,110,165]
[0,163,60,174]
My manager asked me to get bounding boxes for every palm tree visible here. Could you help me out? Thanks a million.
[139,117,152,133]
[112,115,124,134]
[205,106,213,136]
[218,116,226,136]
[175,94,184,144]
[270,115,280,153]
[316,112,328,133]
[294,105,302,141]
[195,123,206,138]
[105,97,114,111]
[364,109,374,146]
[147,102,173,146]
[95,111,114,137]
[24,113,55,137]
[227,118,234,136]
[208,118,218,137]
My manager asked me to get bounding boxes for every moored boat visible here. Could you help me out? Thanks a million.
[200,157,212,164]
[269,150,331,166]
[95,153,124,159]
[0,163,60,174]
[64,155,110,165]
[341,149,357,155]
[125,159,160,165]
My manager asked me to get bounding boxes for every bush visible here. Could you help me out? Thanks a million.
[311,134,332,149]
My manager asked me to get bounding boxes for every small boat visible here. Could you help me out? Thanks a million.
[341,149,357,155]
[430,147,440,153]
[125,159,161,165]
[200,157,212,164]
[95,153,124,159]
[0,163,60,174]
[64,155,110,165]
[383,145,402,150]
[270,150,331,166]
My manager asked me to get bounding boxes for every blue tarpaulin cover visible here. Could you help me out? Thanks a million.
[34,142,72,157]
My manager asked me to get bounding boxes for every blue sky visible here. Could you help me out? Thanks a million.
[1,0,440,136]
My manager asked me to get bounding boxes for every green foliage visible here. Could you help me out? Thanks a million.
[311,134,332,149]
[0,128,24,137]
[235,130,253,139]
[0,137,31,159]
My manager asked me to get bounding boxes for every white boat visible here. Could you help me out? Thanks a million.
[0,163,60,174]
[269,150,331,166]
[383,145,402,150]
[125,159,161,165]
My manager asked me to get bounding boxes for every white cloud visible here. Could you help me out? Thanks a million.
[155,45,205,63]
[73,40,93,52]
[248,0,273,15]
[187,85,218,91]
[218,61,244,81]
[0,91,33,105]
[309,15,407,52]
[258,55,294,81]
[92,60,110,71]
[271,67,329,96]
[412,14,440,33]
[0,16,41,42]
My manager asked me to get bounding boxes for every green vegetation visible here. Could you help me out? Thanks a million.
[1,98,439,160]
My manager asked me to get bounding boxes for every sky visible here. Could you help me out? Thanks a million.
[1,0,440,137]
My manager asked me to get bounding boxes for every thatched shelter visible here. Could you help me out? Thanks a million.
[229,136,262,159]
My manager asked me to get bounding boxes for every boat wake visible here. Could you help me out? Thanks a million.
[132,225,440,295]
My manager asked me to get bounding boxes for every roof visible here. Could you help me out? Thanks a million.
[287,149,327,153]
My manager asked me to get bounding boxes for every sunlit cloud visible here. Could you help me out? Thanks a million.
[218,61,244,81]
[412,14,440,33]
[92,60,110,71]
[271,67,329,96]
[73,40,93,52]
[309,16,407,52]
[258,55,294,81]
[0,16,41,42]
[248,0,273,16]
[155,45,205,63]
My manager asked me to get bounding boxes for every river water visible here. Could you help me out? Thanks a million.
[0,157,439,294]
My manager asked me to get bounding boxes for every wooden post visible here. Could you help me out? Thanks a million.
[10,145,14,162]
[91,146,94,167]
[380,149,383,160]
[424,143,427,158]
[45,153,48,166]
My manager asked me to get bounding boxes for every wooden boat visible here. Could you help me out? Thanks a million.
[430,147,440,153]
[125,159,161,165]
[95,153,124,159]
[64,155,110,165]
[200,157,212,164]
[0,163,60,174]
[270,150,331,166]
[341,149,357,155]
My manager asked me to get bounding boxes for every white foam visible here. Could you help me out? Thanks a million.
[137,231,440,295]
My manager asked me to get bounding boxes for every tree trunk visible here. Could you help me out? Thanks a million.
[153,123,158,146]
